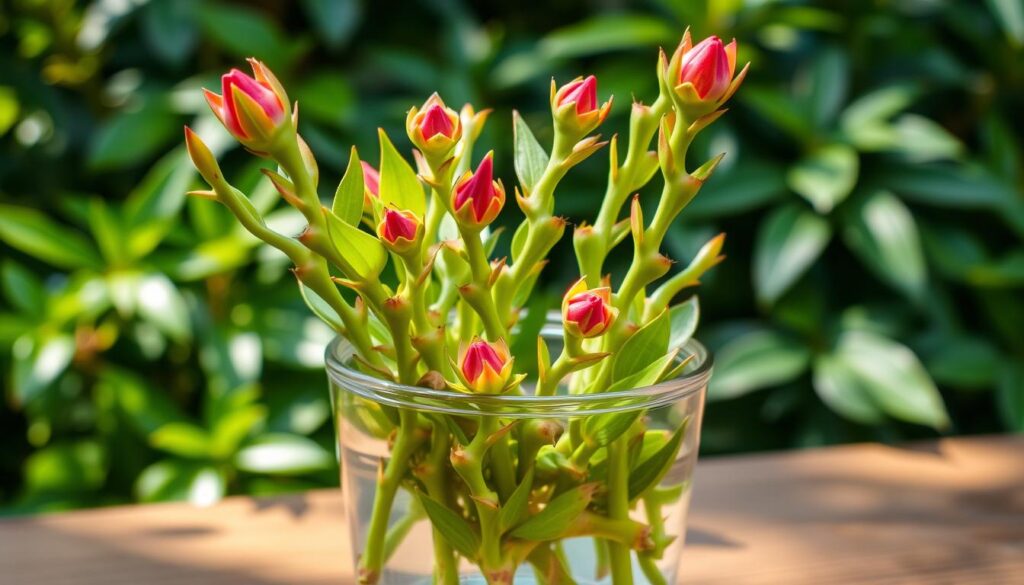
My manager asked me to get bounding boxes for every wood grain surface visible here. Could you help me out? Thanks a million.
[3,435,1022,584]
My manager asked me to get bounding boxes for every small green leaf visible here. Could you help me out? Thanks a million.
[612,309,670,382]
[923,336,1000,389]
[0,204,101,269]
[843,191,926,301]
[301,0,361,49]
[136,461,225,506]
[753,204,832,305]
[87,198,125,266]
[836,330,949,429]
[211,405,267,459]
[333,147,365,226]
[987,0,1024,46]
[510,484,595,541]
[196,3,292,68]
[606,352,677,394]
[323,208,387,280]
[540,15,675,58]
[787,144,859,213]
[418,494,481,558]
[812,354,885,424]
[234,434,332,475]
[25,440,107,493]
[708,330,811,401]
[298,282,344,332]
[513,111,549,194]
[88,100,180,170]
[668,297,699,350]
[135,273,191,343]
[378,129,425,216]
[582,410,642,447]
[628,421,688,501]
[1,261,44,317]
[500,467,535,533]
[11,333,76,405]
[150,422,211,459]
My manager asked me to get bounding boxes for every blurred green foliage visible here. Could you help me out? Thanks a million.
[1,0,1022,512]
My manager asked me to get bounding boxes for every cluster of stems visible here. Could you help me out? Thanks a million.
[185,30,746,585]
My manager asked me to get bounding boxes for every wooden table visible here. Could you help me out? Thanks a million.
[3,435,1022,584]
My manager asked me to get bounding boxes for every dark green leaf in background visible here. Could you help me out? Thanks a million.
[753,204,832,305]
[843,191,926,301]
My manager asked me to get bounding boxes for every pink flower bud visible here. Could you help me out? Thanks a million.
[452,153,505,228]
[377,208,421,253]
[420,104,456,141]
[677,36,732,101]
[458,339,513,393]
[563,286,615,338]
[551,76,612,138]
[361,162,380,197]
[556,75,598,114]
[204,60,288,147]
[407,94,462,157]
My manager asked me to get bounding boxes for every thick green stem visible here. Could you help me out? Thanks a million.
[607,439,634,585]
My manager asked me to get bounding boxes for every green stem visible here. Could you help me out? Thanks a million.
[607,439,634,585]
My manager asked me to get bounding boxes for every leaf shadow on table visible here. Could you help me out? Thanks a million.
[249,492,312,519]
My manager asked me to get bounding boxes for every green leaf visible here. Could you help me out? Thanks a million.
[2,261,44,317]
[606,352,678,394]
[687,162,788,220]
[804,47,848,128]
[211,404,267,459]
[333,147,365,225]
[741,87,815,143]
[378,129,425,216]
[612,309,670,382]
[582,410,642,447]
[500,466,535,533]
[708,330,811,401]
[540,15,675,58]
[0,204,102,269]
[812,354,885,424]
[510,483,595,541]
[628,421,687,501]
[835,330,949,429]
[135,273,191,343]
[787,144,859,213]
[25,440,107,493]
[923,336,1000,389]
[141,0,198,65]
[843,191,926,301]
[136,461,225,506]
[874,163,1017,209]
[234,434,332,475]
[298,282,344,332]
[301,0,361,48]
[996,361,1024,431]
[103,367,188,435]
[123,149,195,258]
[11,333,76,405]
[150,422,211,459]
[840,85,916,150]
[988,0,1024,46]
[323,208,387,280]
[668,296,699,349]
[513,111,549,194]
[295,72,356,129]
[753,204,832,305]
[88,99,180,170]
[196,3,293,68]
[418,494,481,558]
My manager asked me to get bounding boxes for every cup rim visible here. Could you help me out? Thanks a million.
[325,321,713,415]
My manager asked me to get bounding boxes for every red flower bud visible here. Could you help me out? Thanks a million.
[204,60,288,148]
[407,94,462,157]
[452,153,505,228]
[377,208,421,253]
[551,76,612,138]
[458,338,513,393]
[557,75,598,114]
[562,283,616,338]
[678,36,731,101]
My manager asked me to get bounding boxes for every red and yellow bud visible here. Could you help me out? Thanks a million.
[664,32,747,117]
[562,279,617,338]
[452,153,505,229]
[203,59,290,151]
[551,75,612,138]
[377,207,422,255]
[183,126,222,187]
[406,94,462,159]
[457,338,515,394]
